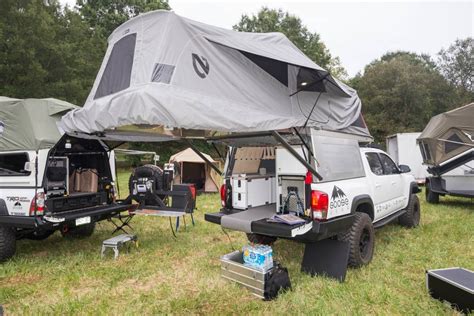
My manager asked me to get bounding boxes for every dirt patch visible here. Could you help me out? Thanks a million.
[0,274,43,287]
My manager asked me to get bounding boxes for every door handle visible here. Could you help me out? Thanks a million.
[391,181,396,185]
[375,183,381,188]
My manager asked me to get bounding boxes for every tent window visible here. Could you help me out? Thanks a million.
[241,51,288,86]
[0,152,30,176]
[445,133,463,153]
[94,33,137,99]
[297,68,327,92]
[151,63,175,84]
[421,142,431,161]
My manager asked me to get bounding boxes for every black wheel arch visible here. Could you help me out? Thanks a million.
[351,195,374,221]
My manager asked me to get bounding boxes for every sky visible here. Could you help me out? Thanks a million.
[61,0,473,77]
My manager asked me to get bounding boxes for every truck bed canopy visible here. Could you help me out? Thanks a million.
[418,103,474,166]
[0,97,78,151]
[59,10,371,140]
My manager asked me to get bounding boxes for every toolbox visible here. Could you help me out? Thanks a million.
[221,250,272,299]
[231,174,275,210]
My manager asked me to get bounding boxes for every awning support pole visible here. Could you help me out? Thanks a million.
[185,139,222,174]
[271,131,323,181]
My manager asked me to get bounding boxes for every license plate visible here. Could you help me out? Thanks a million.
[75,216,91,226]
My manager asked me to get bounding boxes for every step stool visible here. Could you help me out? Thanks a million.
[101,234,138,259]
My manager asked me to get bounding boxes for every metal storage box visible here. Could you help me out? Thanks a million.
[231,175,275,210]
[221,250,271,299]
[426,267,474,313]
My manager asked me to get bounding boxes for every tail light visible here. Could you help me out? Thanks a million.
[30,192,46,216]
[311,190,328,221]
[189,185,196,200]
[220,184,227,207]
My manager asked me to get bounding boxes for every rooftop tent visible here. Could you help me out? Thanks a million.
[59,10,371,140]
[169,148,219,192]
[0,97,78,151]
[418,103,474,166]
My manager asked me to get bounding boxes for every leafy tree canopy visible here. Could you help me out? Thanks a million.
[76,0,170,39]
[234,7,347,78]
[351,51,463,143]
[438,37,473,93]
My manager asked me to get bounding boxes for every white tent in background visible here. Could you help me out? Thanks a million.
[169,148,219,192]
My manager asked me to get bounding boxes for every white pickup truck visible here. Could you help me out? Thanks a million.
[0,136,131,262]
[205,130,421,268]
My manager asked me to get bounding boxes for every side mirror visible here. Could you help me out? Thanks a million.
[399,164,411,173]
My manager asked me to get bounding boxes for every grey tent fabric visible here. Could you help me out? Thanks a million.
[0,97,78,151]
[60,10,370,139]
[418,103,474,166]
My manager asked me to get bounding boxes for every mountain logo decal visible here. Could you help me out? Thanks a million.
[330,186,349,209]
[331,186,346,199]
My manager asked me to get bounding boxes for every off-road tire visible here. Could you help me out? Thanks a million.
[246,233,277,245]
[399,194,421,228]
[340,212,375,268]
[0,225,16,262]
[61,222,96,239]
[26,230,54,240]
[426,183,439,204]
[128,164,164,203]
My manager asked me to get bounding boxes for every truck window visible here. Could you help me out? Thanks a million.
[365,153,384,176]
[312,134,365,182]
[0,153,30,176]
[379,153,399,175]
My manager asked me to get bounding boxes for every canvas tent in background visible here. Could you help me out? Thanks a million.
[169,148,219,192]
[0,97,78,151]
[418,103,474,166]
[59,10,371,141]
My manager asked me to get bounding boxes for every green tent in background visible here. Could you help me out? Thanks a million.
[0,97,78,151]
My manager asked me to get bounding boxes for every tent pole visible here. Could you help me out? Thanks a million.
[271,131,323,181]
[185,139,222,174]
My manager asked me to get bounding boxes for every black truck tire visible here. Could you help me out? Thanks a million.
[26,230,54,240]
[0,225,16,262]
[399,194,421,228]
[340,212,375,268]
[426,183,439,204]
[246,233,277,245]
[61,222,96,239]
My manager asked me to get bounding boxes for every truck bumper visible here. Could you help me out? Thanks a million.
[205,210,355,242]
[0,203,132,229]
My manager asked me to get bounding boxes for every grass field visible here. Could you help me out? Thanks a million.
[1,169,473,314]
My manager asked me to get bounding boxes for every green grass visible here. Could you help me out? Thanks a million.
[1,169,473,315]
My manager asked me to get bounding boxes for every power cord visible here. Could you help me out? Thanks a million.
[221,226,236,251]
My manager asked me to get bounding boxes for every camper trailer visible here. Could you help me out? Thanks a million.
[418,103,474,203]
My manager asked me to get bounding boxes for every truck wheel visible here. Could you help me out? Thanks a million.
[399,194,421,228]
[61,222,96,239]
[340,212,375,268]
[426,183,439,204]
[26,230,54,241]
[246,233,277,245]
[0,226,16,262]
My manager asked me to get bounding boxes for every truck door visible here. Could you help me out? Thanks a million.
[365,152,391,219]
[378,153,404,213]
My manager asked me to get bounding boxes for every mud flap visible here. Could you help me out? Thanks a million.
[301,239,350,282]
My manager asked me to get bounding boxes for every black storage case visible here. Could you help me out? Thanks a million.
[426,267,474,313]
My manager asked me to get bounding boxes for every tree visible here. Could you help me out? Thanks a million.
[234,7,347,78]
[351,52,459,143]
[0,0,104,105]
[76,0,170,39]
[438,37,473,93]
